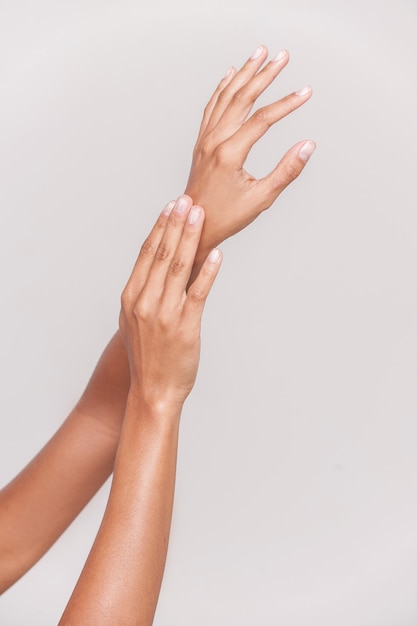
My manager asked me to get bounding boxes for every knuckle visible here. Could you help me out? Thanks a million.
[200,142,210,158]
[156,310,172,330]
[282,160,302,183]
[155,244,170,261]
[231,87,247,103]
[140,237,155,258]
[149,302,175,332]
[120,286,133,311]
[169,257,186,276]
[118,311,126,336]
[203,101,212,118]
[215,142,230,163]
[188,288,206,306]
[133,297,150,322]
[253,107,270,127]
[192,140,203,159]
[217,88,230,105]
[200,135,215,157]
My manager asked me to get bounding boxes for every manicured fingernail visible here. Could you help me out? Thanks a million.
[295,85,312,96]
[208,248,221,264]
[223,66,234,79]
[271,49,287,62]
[162,200,175,216]
[188,206,201,225]
[174,196,189,214]
[250,45,264,60]
[298,141,316,163]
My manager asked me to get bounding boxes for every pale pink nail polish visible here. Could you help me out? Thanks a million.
[250,45,264,60]
[295,85,312,96]
[271,49,287,62]
[162,201,176,216]
[174,196,189,214]
[223,66,234,79]
[188,207,201,225]
[208,249,221,264]
[298,141,316,163]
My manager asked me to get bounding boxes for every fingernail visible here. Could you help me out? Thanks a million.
[162,200,175,216]
[188,206,201,225]
[208,248,221,264]
[250,45,264,60]
[174,196,190,214]
[298,141,316,163]
[223,66,234,79]
[271,49,287,63]
[295,85,312,96]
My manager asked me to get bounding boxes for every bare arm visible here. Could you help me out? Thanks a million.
[0,330,131,593]
[0,46,314,591]
[59,195,221,624]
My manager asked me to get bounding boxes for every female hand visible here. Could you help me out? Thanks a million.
[119,195,222,408]
[185,45,315,268]
[61,197,221,626]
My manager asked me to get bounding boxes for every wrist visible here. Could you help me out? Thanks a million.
[126,389,183,427]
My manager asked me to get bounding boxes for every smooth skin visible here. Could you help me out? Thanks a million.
[186,44,314,277]
[59,196,221,624]
[0,45,315,610]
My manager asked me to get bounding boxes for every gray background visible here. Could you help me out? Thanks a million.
[1,0,417,624]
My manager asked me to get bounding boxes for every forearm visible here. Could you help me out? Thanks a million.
[59,396,181,626]
[60,197,219,623]
[75,330,130,436]
[0,331,131,592]
[0,407,119,593]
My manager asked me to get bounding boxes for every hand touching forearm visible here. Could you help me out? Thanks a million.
[75,45,315,425]
[59,196,222,625]
[77,46,315,421]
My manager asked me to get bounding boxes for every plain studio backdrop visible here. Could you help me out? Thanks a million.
[1,0,417,624]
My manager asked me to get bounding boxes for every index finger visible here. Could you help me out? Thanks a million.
[121,199,175,303]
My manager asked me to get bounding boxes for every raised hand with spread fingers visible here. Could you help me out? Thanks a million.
[185,44,315,274]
